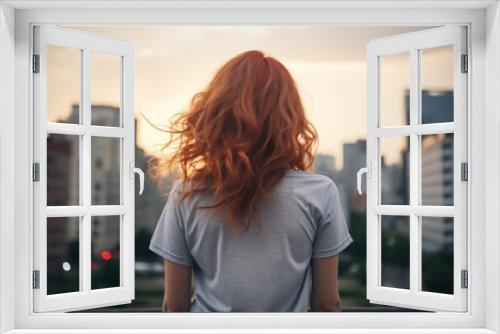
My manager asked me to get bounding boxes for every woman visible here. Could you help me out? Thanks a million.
[149,50,353,312]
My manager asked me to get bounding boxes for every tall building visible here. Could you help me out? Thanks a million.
[86,105,122,264]
[404,90,454,251]
[47,133,79,206]
[421,133,454,252]
[341,140,367,218]
[381,153,409,206]
[342,140,367,196]
[313,154,336,179]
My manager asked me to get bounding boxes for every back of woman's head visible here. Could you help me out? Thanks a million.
[153,50,318,229]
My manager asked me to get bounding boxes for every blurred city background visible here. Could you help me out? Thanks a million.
[45,26,454,311]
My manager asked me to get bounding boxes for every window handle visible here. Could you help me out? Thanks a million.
[356,162,371,195]
[130,162,145,195]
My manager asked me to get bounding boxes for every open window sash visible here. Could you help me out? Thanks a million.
[33,26,137,312]
[365,26,468,312]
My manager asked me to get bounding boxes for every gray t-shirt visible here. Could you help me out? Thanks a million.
[149,169,353,312]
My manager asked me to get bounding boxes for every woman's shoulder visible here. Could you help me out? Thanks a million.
[287,169,336,184]
[286,169,339,195]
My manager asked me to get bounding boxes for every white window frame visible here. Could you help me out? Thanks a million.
[0,1,499,333]
[32,25,136,312]
[365,26,468,312]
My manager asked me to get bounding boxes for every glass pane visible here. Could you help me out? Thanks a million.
[91,137,121,205]
[91,216,120,290]
[380,136,409,205]
[381,215,410,289]
[47,217,79,295]
[91,53,121,127]
[47,45,81,124]
[379,52,410,127]
[47,134,79,206]
[421,46,454,124]
[421,217,454,294]
[421,133,454,206]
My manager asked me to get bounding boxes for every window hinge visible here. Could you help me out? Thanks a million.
[32,163,40,182]
[461,162,468,182]
[461,54,468,73]
[32,270,40,289]
[32,54,40,73]
[461,269,468,289]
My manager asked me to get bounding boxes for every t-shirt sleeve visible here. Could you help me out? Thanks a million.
[312,181,353,259]
[149,181,193,267]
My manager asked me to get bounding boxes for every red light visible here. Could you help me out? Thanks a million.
[101,250,112,261]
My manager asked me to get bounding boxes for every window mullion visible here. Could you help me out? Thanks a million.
[77,47,85,293]
[409,48,421,293]
[81,48,92,293]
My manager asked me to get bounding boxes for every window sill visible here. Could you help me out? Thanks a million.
[3,328,497,334]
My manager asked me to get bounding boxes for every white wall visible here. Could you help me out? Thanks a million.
[485,2,500,332]
[0,2,16,333]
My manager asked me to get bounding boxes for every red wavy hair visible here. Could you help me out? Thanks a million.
[152,50,318,229]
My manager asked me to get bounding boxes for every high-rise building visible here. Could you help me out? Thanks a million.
[342,140,367,196]
[405,90,454,251]
[313,154,336,179]
[421,133,454,252]
[86,106,122,262]
[341,140,367,218]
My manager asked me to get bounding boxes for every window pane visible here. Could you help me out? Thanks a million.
[421,133,454,206]
[421,217,454,294]
[91,53,121,127]
[91,137,121,205]
[91,216,120,290]
[381,215,410,289]
[47,45,81,124]
[421,46,454,124]
[379,52,410,127]
[380,136,409,205]
[47,134,79,206]
[47,217,80,295]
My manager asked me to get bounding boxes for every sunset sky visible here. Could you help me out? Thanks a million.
[48,26,453,168]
